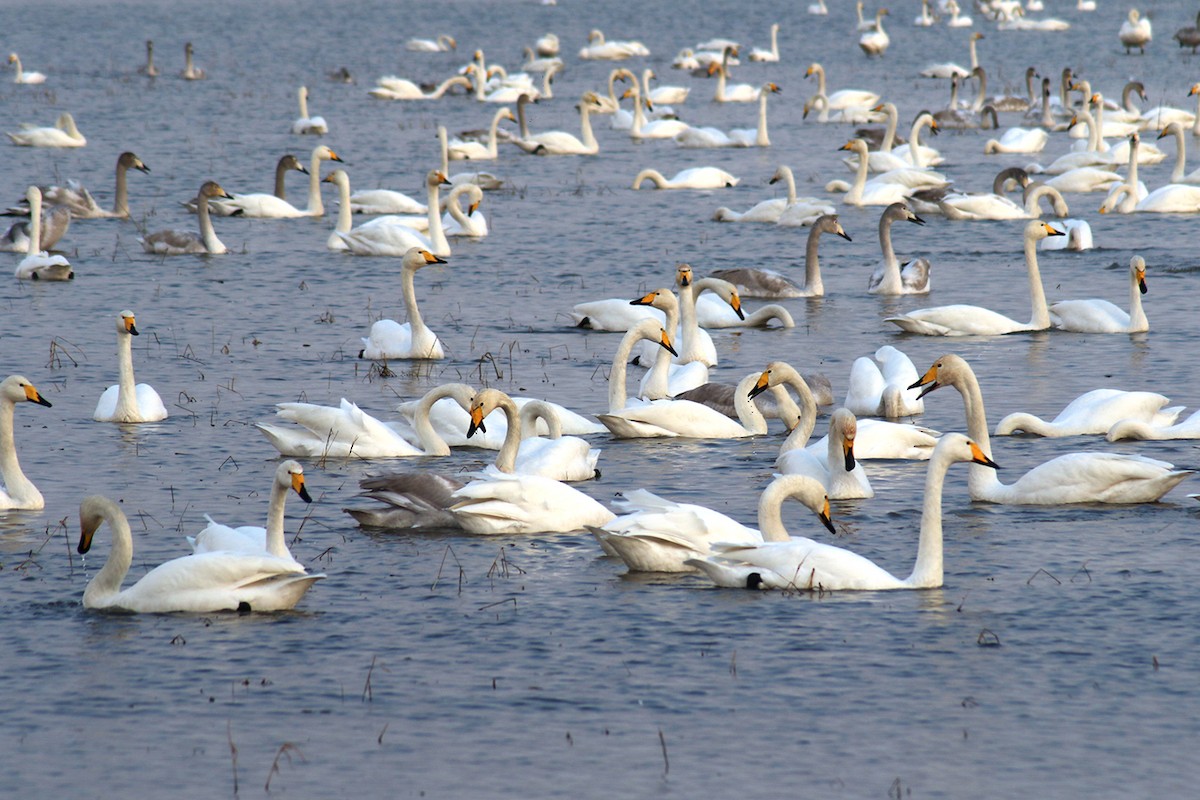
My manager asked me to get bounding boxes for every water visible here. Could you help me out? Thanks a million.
[4,0,1200,795]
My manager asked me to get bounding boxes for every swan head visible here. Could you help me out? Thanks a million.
[817,214,852,241]
[198,181,234,201]
[838,139,868,155]
[763,82,781,95]
[1132,256,1148,294]
[322,169,349,188]
[118,310,139,337]
[887,202,924,226]
[831,408,858,472]
[281,154,307,174]
[909,354,971,399]
[77,495,112,555]
[1,374,52,408]
[403,247,448,268]
[1028,219,1063,241]
[278,460,313,504]
[629,288,676,312]
[118,152,150,174]
[315,146,343,164]
[1190,84,1200,98]
[428,169,452,188]
[675,264,693,287]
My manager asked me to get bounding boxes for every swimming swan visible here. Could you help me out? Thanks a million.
[676,83,780,147]
[23,152,150,219]
[632,167,738,190]
[369,74,473,101]
[15,187,72,281]
[7,112,86,147]
[181,42,205,80]
[441,184,487,236]
[77,495,323,613]
[406,34,457,52]
[686,433,996,590]
[0,376,53,510]
[140,181,233,255]
[1050,256,1149,333]
[994,388,1180,438]
[712,213,850,298]
[514,92,604,155]
[188,461,313,564]
[8,52,46,84]
[776,408,874,499]
[212,145,342,218]
[93,311,168,423]
[291,86,328,135]
[336,170,452,257]
[357,247,450,359]
[202,154,309,218]
[868,201,931,294]
[912,354,1192,503]
[447,107,515,160]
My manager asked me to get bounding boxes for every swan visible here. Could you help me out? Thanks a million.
[984,125,1048,154]
[868,201,931,294]
[843,345,925,418]
[138,40,159,77]
[805,63,880,112]
[809,0,828,13]
[336,170,452,257]
[535,32,560,57]
[484,63,560,103]
[623,82,690,140]
[199,154,309,217]
[441,184,486,237]
[713,165,818,223]
[77,496,322,613]
[748,23,781,62]
[777,408,874,499]
[705,62,758,103]
[1175,11,1200,52]
[0,204,69,253]
[188,461,313,564]
[211,145,342,218]
[369,74,473,100]
[1040,218,1093,251]
[1108,409,1200,441]
[447,107,515,160]
[7,112,86,147]
[180,42,205,79]
[578,29,649,60]
[687,433,995,591]
[8,52,46,84]
[355,248,450,359]
[841,105,931,172]
[1050,256,1148,334]
[678,83,780,148]
[514,93,602,155]
[911,354,1192,503]
[393,388,603,451]
[915,0,935,26]
[940,176,1068,221]
[629,289,709,399]
[712,214,850,298]
[890,112,943,168]
[257,384,478,459]
[640,68,688,106]
[592,473,834,574]
[1156,122,1200,184]
[833,140,923,206]
[15,187,72,281]
[990,66,1040,114]
[859,9,890,57]
[920,31,981,79]
[885,220,1062,335]
[140,182,233,255]
[93,311,168,423]
[290,86,327,135]
[1119,9,1152,54]
[995,387,1181,438]
[0,376,52,510]
[1099,133,1200,213]
[458,389,599,482]
[632,167,738,190]
[945,0,972,27]
[407,34,456,52]
[18,151,150,219]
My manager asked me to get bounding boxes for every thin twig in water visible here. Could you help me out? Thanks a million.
[264,743,306,791]
[227,720,239,796]
[431,544,465,592]
[1027,568,1061,585]
[378,723,389,745]
[658,729,669,775]
[362,655,380,702]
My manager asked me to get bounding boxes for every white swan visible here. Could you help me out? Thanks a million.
[15,187,72,281]
[708,62,759,103]
[1107,409,1200,442]
[447,107,515,160]
[578,29,649,60]
[833,140,921,206]
[1050,256,1149,334]
[687,433,995,591]
[777,408,874,499]
[940,178,1068,222]
[0,376,52,510]
[8,52,46,84]
[1119,9,1152,54]
[912,354,1193,503]
[200,154,308,218]
[592,473,834,573]
[291,86,327,135]
[210,145,342,218]
[188,461,313,564]
[920,31,981,79]
[844,345,925,418]
[7,112,86,147]
[406,34,456,52]
[181,42,205,80]
[984,125,1048,154]
[630,289,709,399]
[885,221,1062,336]
[369,74,472,101]
[77,496,322,613]
[748,23,781,61]
[23,151,150,219]
[93,311,168,423]
[994,388,1180,438]
[1040,219,1093,251]
[483,63,560,103]
[859,9,890,57]
[535,33,560,57]
[514,93,603,155]
[868,201,931,294]
[357,248,450,359]
[140,182,233,255]
[713,165,833,224]
[805,62,880,112]
[677,83,779,148]
[632,167,738,190]
[336,170,452,257]
[712,214,850,298]
[441,184,487,236]
[461,389,599,482]
[1157,122,1200,184]
[393,389,603,452]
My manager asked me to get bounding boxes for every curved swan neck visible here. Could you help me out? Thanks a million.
[880,103,899,151]
[306,149,325,215]
[0,392,40,507]
[909,116,930,167]
[733,371,768,435]
[811,63,826,96]
[578,101,597,149]
[520,401,562,439]
[492,394,522,473]
[414,384,472,456]
[608,326,648,412]
[847,141,870,203]
[633,169,667,189]
[756,478,814,542]
[778,166,797,204]
[197,194,224,253]
[773,365,819,453]
[486,107,508,155]
[81,498,133,606]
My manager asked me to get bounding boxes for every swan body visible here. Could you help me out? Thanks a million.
[369,74,472,100]
[777,408,874,499]
[210,145,342,218]
[0,376,52,510]
[868,201,931,294]
[201,154,309,217]
[15,187,72,281]
[985,127,1048,154]
[8,52,46,84]
[188,461,313,564]
[995,389,1180,438]
[140,181,233,255]
[93,311,168,423]
[859,9,891,57]
[748,24,781,62]
[448,108,515,160]
[181,42,205,80]
[7,112,86,147]
[886,221,1062,335]
[291,86,327,134]
[912,354,1192,503]
[515,93,602,155]
[844,346,925,418]
[593,474,834,573]
[688,434,996,591]
[1050,256,1148,333]
[713,213,850,298]
[1119,9,1152,54]
[632,167,738,190]
[406,34,456,52]
[337,170,452,257]
[1040,219,1093,250]
[1108,409,1200,441]
[356,248,450,359]
[578,29,649,60]
[78,496,322,613]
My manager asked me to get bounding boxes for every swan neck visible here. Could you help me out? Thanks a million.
[733,372,767,434]
[493,396,521,473]
[848,144,869,202]
[909,117,928,167]
[306,150,324,215]
[83,501,133,607]
[274,160,290,200]
[879,211,898,271]
[114,160,131,217]
[27,192,42,256]
[426,180,449,255]
[579,103,596,148]
[1171,127,1186,183]
[756,90,770,147]
[0,394,38,506]
[608,329,641,412]
[905,446,949,588]
[1129,266,1148,330]
[1025,229,1049,329]
[487,108,505,155]
[298,88,309,119]
[412,385,467,456]
[334,176,351,236]
[439,127,450,173]
[198,197,224,253]
[263,476,291,559]
[756,480,795,542]
[972,69,987,113]
[881,105,898,151]
[401,260,426,339]
[678,281,699,358]
[642,299,678,400]
[804,225,824,294]
[116,331,138,418]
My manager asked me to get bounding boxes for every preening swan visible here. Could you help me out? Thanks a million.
[776,408,874,499]
[1119,9,1152,54]
[885,221,1062,336]
[336,170,453,257]
[181,42,205,80]
[140,181,233,255]
[442,184,487,236]
[21,151,150,219]
[0,376,53,510]
[357,248,450,359]
[188,461,313,564]
[1050,256,1149,334]
[591,473,834,573]
[15,187,72,281]
[994,388,1180,438]
[7,112,86,147]
[911,354,1192,503]
[711,213,850,298]
[687,434,996,591]
[77,495,323,613]
[868,201,931,294]
[843,345,925,418]
[632,167,738,190]
[210,145,342,218]
[200,154,308,217]
[8,52,46,84]
[93,311,168,423]
[291,86,328,135]
[406,34,457,52]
